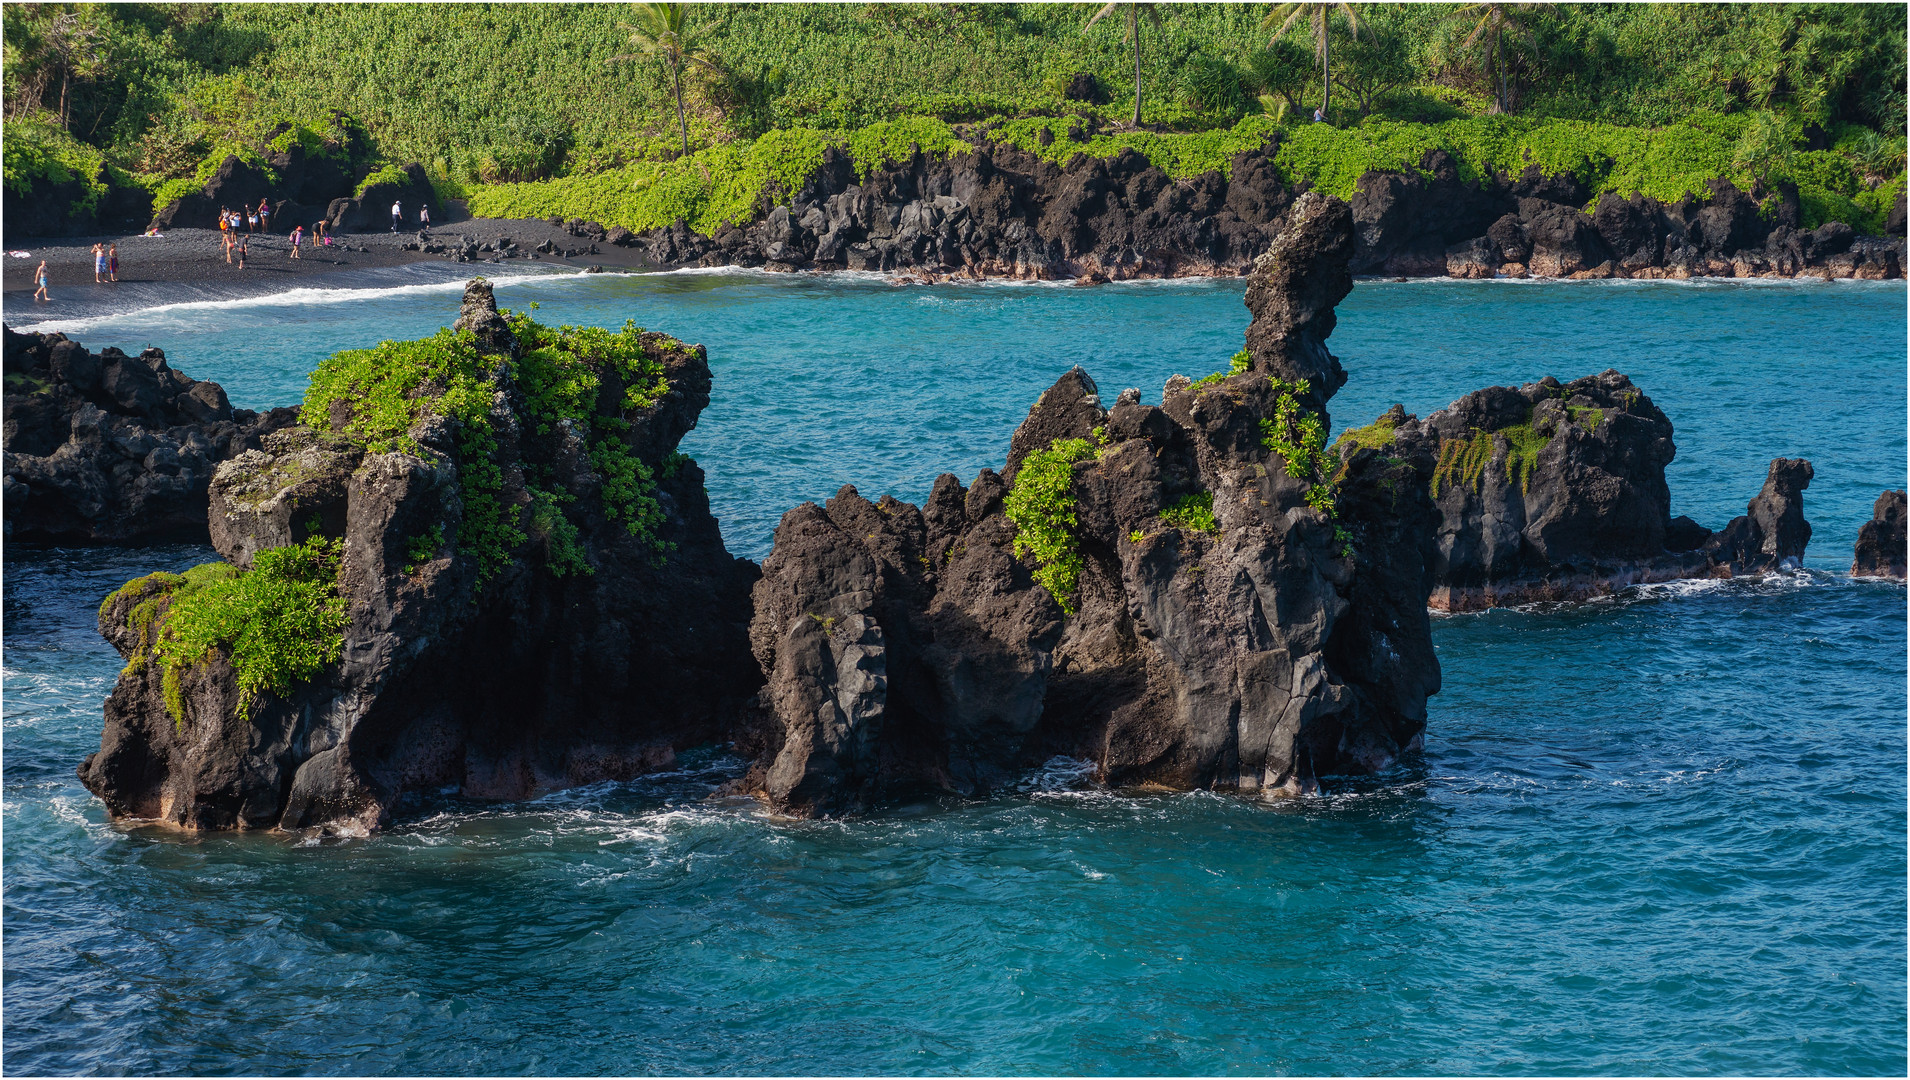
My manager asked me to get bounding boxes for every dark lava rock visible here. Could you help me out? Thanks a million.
[743,193,1440,817]
[324,163,440,234]
[3,325,297,544]
[1851,489,1907,579]
[624,135,1901,282]
[1344,375,1814,610]
[1064,72,1109,105]
[78,280,759,832]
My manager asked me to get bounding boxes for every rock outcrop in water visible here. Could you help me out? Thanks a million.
[80,281,759,832]
[627,135,1903,282]
[3,326,297,544]
[1852,490,1907,579]
[1337,378,1814,610]
[741,192,1441,816]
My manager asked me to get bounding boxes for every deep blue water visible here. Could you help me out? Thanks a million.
[4,268,1906,1075]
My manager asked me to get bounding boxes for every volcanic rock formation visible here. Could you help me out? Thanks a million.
[625,136,1903,282]
[742,192,1441,817]
[3,326,297,544]
[80,281,759,832]
[1852,490,1907,579]
[1337,379,1815,610]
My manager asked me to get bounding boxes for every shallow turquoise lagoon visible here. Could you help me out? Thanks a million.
[4,269,1905,1074]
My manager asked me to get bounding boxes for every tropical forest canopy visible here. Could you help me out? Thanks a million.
[4,2,1905,229]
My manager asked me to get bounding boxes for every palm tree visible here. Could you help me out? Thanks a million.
[617,2,718,158]
[1085,2,1162,128]
[1456,2,1550,114]
[1261,2,1365,122]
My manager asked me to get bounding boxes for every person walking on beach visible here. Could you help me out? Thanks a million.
[224,226,235,264]
[219,207,230,241]
[258,198,272,234]
[391,199,403,232]
[290,224,303,259]
[33,259,50,301]
[108,243,119,283]
[92,243,106,283]
[237,233,248,269]
[419,204,430,231]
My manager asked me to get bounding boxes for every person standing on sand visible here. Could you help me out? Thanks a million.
[92,243,105,283]
[258,198,271,234]
[224,228,234,264]
[108,243,119,282]
[419,204,430,231]
[247,207,259,233]
[237,233,248,269]
[219,208,229,241]
[391,199,402,232]
[33,259,50,301]
[290,224,303,259]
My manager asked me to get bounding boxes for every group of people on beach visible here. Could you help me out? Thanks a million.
[28,196,435,301]
[218,199,273,235]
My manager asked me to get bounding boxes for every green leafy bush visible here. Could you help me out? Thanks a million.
[1003,437,1099,614]
[2,114,108,216]
[136,538,351,722]
[1159,491,1220,535]
[466,122,970,233]
[300,303,677,587]
[353,162,406,197]
[1259,377,1333,512]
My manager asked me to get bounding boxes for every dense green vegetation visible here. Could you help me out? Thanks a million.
[103,539,351,725]
[1004,435,1101,614]
[299,301,673,587]
[6,3,1903,230]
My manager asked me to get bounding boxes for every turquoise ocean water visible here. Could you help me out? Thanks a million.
[3,268,1905,1074]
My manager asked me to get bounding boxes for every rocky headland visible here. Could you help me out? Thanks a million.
[620,136,1905,283]
[3,326,297,544]
[1335,379,1815,611]
[1852,490,1907,579]
[739,192,1441,816]
[80,280,758,831]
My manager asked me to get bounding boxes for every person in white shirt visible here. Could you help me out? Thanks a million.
[391,200,403,232]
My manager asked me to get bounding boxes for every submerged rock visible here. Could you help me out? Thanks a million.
[1338,377,1814,610]
[3,326,297,544]
[1852,490,1907,579]
[743,193,1441,816]
[80,280,759,832]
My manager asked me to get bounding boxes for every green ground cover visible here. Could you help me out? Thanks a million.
[6,3,1902,231]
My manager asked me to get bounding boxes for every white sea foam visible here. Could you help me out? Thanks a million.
[8,267,585,335]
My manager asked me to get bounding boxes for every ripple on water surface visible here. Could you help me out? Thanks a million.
[3,277,1905,1075]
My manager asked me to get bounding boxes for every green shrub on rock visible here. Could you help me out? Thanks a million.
[1004,436,1100,614]
[105,538,352,725]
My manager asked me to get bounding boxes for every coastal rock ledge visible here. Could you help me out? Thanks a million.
[3,327,297,544]
[741,192,1441,817]
[81,281,758,832]
[1335,381,1816,611]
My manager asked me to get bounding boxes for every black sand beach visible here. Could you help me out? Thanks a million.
[3,214,658,299]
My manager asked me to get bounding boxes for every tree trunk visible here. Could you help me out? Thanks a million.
[672,57,690,158]
[1494,27,1506,114]
[1131,9,1142,127]
[1321,18,1331,120]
